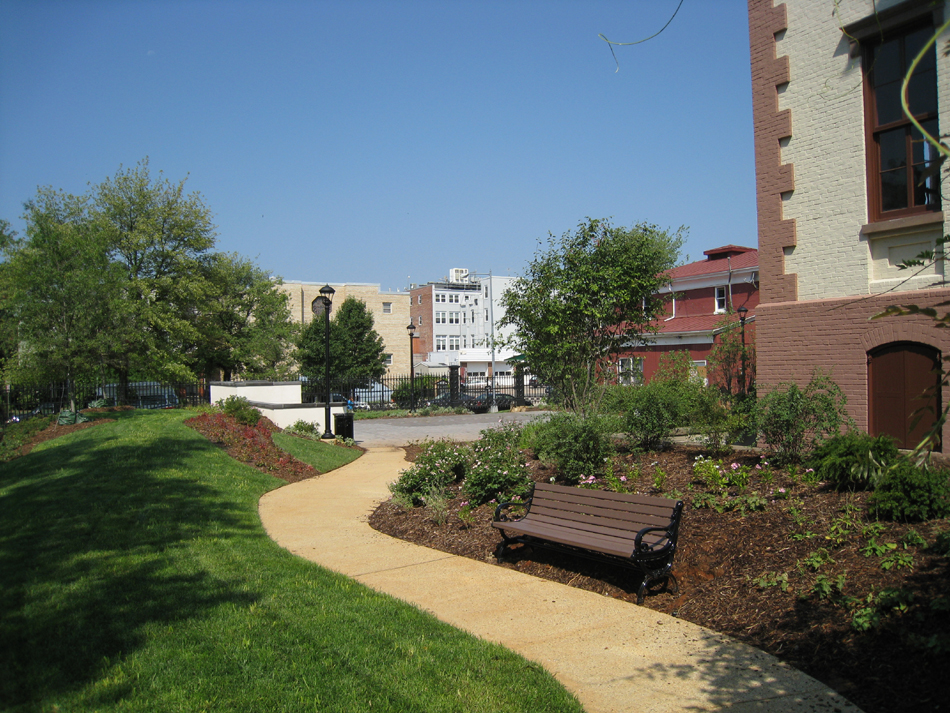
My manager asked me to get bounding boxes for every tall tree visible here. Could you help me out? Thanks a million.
[196,253,297,381]
[500,218,683,416]
[93,158,217,383]
[0,189,122,408]
[297,296,387,387]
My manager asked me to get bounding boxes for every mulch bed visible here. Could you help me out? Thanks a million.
[369,442,950,713]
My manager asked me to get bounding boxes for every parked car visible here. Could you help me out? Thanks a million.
[470,392,514,413]
[352,382,394,405]
[424,392,476,409]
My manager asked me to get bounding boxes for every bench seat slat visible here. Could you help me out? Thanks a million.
[496,519,656,558]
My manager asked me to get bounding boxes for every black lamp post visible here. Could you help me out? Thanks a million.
[312,284,335,439]
[737,306,748,397]
[407,322,416,412]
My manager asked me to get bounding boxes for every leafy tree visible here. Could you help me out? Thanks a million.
[196,253,297,381]
[0,189,123,409]
[708,312,756,401]
[499,218,683,416]
[297,296,387,387]
[93,158,217,384]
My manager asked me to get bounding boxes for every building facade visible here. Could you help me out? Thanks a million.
[408,269,518,381]
[278,282,412,374]
[621,246,759,385]
[748,0,949,448]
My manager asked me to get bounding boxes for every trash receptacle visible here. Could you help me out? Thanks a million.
[334,412,354,440]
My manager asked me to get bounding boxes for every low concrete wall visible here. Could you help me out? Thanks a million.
[210,381,302,405]
[209,381,346,433]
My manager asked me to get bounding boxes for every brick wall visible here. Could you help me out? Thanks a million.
[758,290,950,444]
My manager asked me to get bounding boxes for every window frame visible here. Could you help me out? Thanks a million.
[382,302,392,314]
[714,286,727,314]
[861,16,942,222]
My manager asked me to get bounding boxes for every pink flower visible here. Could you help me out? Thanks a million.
[620,476,627,482]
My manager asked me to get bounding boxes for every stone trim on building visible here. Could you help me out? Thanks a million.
[749,0,797,304]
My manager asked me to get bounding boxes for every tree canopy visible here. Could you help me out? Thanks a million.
[0,159,297,392]
[500,217,684,415]
[297,296,387,387]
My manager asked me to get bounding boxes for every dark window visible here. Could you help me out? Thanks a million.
[865,22,941,220]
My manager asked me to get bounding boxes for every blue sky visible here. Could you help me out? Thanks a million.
[0,0,754,290]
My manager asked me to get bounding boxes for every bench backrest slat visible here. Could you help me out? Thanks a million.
[527,505,673,534]
[530,493,677,525]
[534,482,678,509]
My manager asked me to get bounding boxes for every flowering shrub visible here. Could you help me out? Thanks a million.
[462,424,532,505]
[693,456,753,492]
[694,455,727,491]
[389,439,470,506]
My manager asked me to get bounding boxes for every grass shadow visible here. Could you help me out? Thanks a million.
[0,412,270,706]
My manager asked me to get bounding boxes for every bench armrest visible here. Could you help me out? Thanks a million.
[634,526,675,556]
[493,497,531,523]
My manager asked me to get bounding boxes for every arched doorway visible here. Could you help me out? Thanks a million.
[868,342,941,451]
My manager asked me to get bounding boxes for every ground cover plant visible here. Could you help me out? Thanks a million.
[371,425,950,713]
[0,410,583,713]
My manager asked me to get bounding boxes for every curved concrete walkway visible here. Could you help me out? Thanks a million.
[259,445,863,713]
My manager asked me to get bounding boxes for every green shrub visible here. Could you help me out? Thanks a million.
[532,413,614,484]
[756,370,851,464]
[691,388,750,456]
[389,439,469,506]
[806,431,900,490]
[462,423,532,505]
[621,380,694,451]
[391,376,440,409]
[285,419,321,438]
[867,461,950,522]
[221,395,262,426]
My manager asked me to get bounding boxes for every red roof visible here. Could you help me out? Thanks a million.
[654,313,727,335]
[667,245,758,280]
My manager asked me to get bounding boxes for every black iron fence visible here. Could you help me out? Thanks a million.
[297,373,553,411]
[2,380,212,423]
[2,374,554,422]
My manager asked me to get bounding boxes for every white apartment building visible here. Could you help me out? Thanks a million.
[409,269,518,382]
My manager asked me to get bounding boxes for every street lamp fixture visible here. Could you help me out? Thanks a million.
[736,306,748,397]
[312,284,335,439]
[407,322,416,412]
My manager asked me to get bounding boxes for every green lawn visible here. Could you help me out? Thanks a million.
[271,430,362,471]
[0,410,582,713]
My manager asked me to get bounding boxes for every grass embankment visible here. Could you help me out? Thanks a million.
[271,430,362,472]
[0,410,582,713]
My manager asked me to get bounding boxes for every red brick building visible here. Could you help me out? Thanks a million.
[619,245,759,385]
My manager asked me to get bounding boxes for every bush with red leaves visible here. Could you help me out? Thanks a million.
[185,411,319,483]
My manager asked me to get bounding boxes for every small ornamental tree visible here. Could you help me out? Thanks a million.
[500,218,683,417]
[708,313,756,402]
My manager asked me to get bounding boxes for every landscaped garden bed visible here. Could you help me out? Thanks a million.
[370,437,950,713]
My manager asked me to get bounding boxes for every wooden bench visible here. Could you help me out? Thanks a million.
[492,483,683,604]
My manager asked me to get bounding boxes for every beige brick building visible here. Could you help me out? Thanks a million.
[278,282,412,374]
[748,0,949,448]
